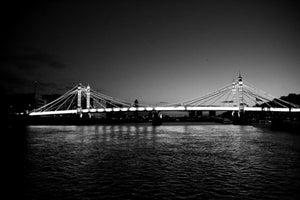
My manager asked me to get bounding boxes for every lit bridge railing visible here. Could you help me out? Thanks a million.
[29,106,300,116]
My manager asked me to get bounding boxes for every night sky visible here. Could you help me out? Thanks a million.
[1,0,300,105]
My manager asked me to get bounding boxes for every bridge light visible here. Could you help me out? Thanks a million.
[113,108,121,112]
[146,107,154,111]
[292,108,300,112]
[137,107,145,111]
[121,108,129,111]
[86,85,90,109]
[129,107,137,111]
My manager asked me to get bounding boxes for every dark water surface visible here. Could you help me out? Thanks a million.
[16,125,300,199]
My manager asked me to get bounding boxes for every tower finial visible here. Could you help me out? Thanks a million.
[238,71,242,79]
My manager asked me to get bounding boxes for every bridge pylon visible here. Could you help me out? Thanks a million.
[232,77,236,107]
[86,85,90,109]
[152,111,162,125]
[237,72,244,114]
[77,83,82,116]
[86,85,91,118]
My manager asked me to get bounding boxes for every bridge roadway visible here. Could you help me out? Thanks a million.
[29,106,300,116]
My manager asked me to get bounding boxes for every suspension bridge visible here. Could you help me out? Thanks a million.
[29,74,300,117]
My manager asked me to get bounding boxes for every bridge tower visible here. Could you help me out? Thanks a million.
[77,83,82,114]
[232,77,236,107]
[86,85,90,109]
[86,85,91,118]
[238,72,244,112]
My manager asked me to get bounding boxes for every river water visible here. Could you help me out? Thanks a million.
[15,124,300,199]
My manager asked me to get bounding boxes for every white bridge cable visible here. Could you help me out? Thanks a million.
[90,89,151,107]
[244,86,294,108]
[55,92,77,111]
[192,88,232,106]
[173,85,232,106]
[67,93,77,110]
[191,87,232,106]
[273,98,299,108]
[243,90,273,108]
[33,85,78,112]
[164,83,232,106]
[244,80,299,108]
[243,87,272,102]
[242,92,257,105]
[50,90,78,111]
[90,91,129,108]
[244,82,275,102]
[89,88,131,108]
[222,89,233,106]
[98,93,150,107]
[91,91,133,108]
[244,85,288,108]
[42,93,74,112]
[243,88,275,108]
[90,89,133,107]
[270,94,300,108]
[90,93,120,108]
[184,84,232,106]
[244,91,273,108]
[37,90,77,112]
[209,89,233,106]
[241,90,257,106]
[90,94,106,108]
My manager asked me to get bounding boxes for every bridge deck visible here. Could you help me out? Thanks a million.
[29,106,300,116]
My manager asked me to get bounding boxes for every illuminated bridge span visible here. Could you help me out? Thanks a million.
[29,74,300,116]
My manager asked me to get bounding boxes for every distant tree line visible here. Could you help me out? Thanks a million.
[280,93,300,105]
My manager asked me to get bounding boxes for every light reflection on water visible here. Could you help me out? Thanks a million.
[24,124,300,199]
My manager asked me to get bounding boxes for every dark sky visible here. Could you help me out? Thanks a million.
[1,0,300,104]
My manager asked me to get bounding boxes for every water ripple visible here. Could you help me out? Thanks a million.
[23,125,300,199]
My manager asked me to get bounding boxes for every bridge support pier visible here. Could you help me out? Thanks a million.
[232,110,245,125]
[189,111,203,118]
[152,111,162,126]
[86,113,91,119]
[209,111,216,117]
